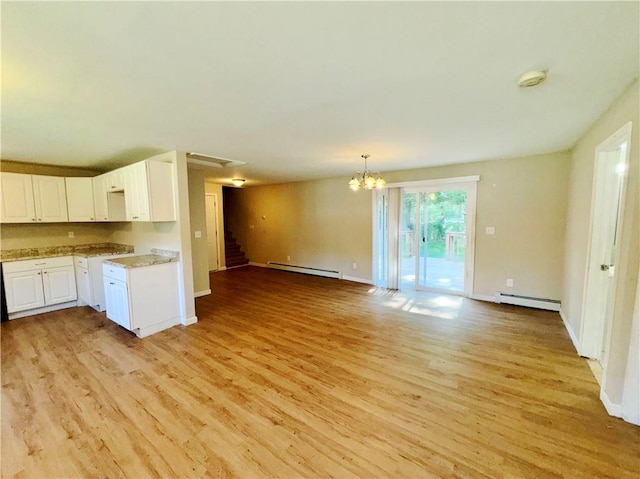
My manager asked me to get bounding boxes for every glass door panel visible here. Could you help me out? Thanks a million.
[396,188,467,294]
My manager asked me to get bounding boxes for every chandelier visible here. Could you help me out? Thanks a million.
[348,154,386,191]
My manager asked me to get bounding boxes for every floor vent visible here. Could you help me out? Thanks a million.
[267,262,341,279]
[496,293,561,311]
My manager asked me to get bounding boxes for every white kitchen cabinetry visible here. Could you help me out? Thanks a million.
[1,173,68,223]
[32,175,69,222]
[106,168,126,192]
[74,254,133,312]
[3,256,77,317]
[0,173,36,223]
[65,177,95,222]
[93,174,126,222]
[103,261,179,337]
[123,160,176,222]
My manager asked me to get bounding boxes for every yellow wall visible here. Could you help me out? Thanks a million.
[187,168,210,295]
[225,150,571,297]
[562,80,639,406]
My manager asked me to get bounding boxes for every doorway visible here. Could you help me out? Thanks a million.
[400,187,472,294]
[373,176,477,296]
[579,122,632,363]
[205,193,220,272]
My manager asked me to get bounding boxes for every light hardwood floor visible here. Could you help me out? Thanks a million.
[2,266,639,478]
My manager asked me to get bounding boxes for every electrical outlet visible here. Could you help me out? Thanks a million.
[68,231,74,238]
[249,224,255,230]
[486,226,495,235]
[287,255,291,261]
[506,278,514,287]
[352,262,358,270]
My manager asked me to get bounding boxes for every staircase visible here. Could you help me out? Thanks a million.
[224,231,249,268]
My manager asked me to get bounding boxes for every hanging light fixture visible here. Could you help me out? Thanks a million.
[231,178,246,187]
[348,154,386,191]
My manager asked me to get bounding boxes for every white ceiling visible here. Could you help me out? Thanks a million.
[2,1,639,185]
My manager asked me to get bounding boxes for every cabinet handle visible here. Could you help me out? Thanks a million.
[90,217,94,220]
[43,272,47,274]
[37,272,41,275]
[35,262,46,266]
[133,216,139,219]
[31,218,36,222]
[109,282,115,285]
[37,218,42,221]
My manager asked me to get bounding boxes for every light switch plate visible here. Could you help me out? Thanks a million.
[486,226,495,235]
[194,231,202,238]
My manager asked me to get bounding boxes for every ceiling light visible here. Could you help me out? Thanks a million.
[518,70,547,88]
[231,178,246,187]
[348,154,386,191]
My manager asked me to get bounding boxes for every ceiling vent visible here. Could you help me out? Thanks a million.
[186,152,246,168]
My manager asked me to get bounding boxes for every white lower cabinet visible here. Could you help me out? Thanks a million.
[3,256,77,316]
[74,254,133,312]
[103,261,179,338]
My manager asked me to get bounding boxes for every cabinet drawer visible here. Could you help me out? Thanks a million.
[102,264,127,282]
[4,256,73,274]
[74,256,89,268]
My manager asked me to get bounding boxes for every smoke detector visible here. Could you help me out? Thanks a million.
[518,70,547,88]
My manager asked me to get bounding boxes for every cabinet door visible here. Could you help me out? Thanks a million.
[42,266,77,305]
[124,162,150,221]
[92,175,110,221]
[4,270,45,313]
[103,278,130,329]
[32,175,68,222]
[65,177,95,222]
[106,168,125,192]
[0,173,36,223]
[75,266,92,306]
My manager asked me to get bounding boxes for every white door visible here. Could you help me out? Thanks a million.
[0,173,36,223]
[65,177,95,222]
[32,175,68,222]
[579,122,632,361]
[75,267,92,305]
[42,266,77,304]
[4,270,45,313]
[205,194,220,271]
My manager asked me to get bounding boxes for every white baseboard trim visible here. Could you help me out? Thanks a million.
[470,293,497,302]
[600,389,622,418]
[182,316,198,326]
[249,261,267,268]
[194,289,211,298]
[8,300,78,320]
[342,275,373,285]
[559,308,580,353]
[136,317,181,338]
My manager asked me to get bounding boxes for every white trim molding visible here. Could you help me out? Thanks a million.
[470,293,497,303]
[559,308,580,353]
[600,389,623,418]
[181,316,198,326]
[194,289,211,298]
[342,275,373,285]
[386,175,480,189]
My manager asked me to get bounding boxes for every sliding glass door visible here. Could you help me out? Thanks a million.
[400,187,470,294]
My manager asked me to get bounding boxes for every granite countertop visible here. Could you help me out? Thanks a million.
[1,243,134,262]
[103,248,179,269]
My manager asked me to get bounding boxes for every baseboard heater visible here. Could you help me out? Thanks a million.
[496,293,561,312]
[267,262,341,279]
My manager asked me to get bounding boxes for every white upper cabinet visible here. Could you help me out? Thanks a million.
[106,168,126,192]
[92,174,110,221]
[0,172,36,223]
[32,175,68,222]
[124,161,151,221]
[65,177,95,222]
[123,160,176,222]
[1,173,67,223]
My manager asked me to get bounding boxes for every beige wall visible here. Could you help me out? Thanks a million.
[1,222,115,250]
[204,182,226,269]
[562,80,639,406]
[225,151,571,296]
[187,168,210,295]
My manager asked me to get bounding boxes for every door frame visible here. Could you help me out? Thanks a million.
[579,122,632,360]
[376,176,478,296]
[205,193,221,272]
